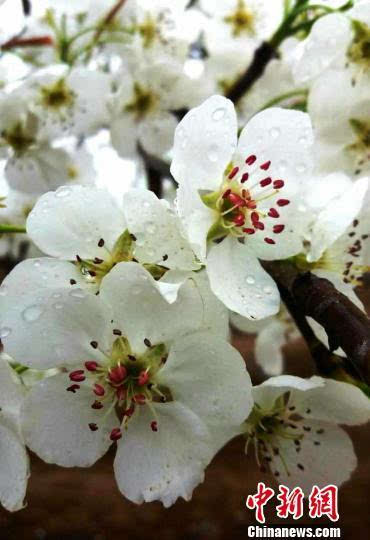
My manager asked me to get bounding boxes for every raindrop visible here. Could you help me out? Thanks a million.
[0,327,11,338]
[69,289,86,299]
[33,261,41,268]
[22,305,43,322]
[296,163,307,174]
[53,303,64,310]
[212,107,226,121]
[263,286,272,295]
[270,127,280,139]
[55,186,71,198]
[207,144,219,162]
[246,276,255,285]
[52,293,62,299]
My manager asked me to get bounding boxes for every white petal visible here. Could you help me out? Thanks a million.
[255,319,287,376]
[1,285,111,369]
[171,95,237,190]
[123,189,199,270]
[159,331,253,428]
[0,355,25,429]
[308,177,369,261]
[99,262,204,354]
[236,108,314,188]
[253,375,324,410]
[27,185,126,259]
[268,420,357,491]
[207,237,280,319]
[292,14,352,84]
[114,402,211,506]
[21,374,116,467]
[139,112,178,158]
[293,378,370,426]
[175,182,214,261]
[0,423,29,512]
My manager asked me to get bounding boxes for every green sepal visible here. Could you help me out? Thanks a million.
[111,336,132,363]
[112,229,135,262]
[142,263,168,280]
[206,218,229,243]
[200,190,220,211]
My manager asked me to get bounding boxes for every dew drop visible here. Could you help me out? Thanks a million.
[263,286,272,295]
[53,303,64,310]
[270,127,281,139]
[69,289,86,299]
[207,144,219,162]
[212,107,226,121]
[55,186,71,198]
[0,327,11,338]
[22,305,43,322]
[246,275,255,285]
[296,163,307,174]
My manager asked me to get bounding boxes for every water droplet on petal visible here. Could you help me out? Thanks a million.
[263,286,272,295]
[212,107,226,121]
[246,276,255,285]
[22,305,43,322]
[53,303,64,310]
[69,289,86,299]
[0,327,11,338]
[55,186,72,198]
[270,127,280,139]
[207,144,219,162]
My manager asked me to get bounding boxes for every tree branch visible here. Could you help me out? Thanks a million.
[264,260,370,385]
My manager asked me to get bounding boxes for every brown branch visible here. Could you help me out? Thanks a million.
[226,42,278,105]
[94,0,127,42]
[1,35,53,51]
[264,260,370,385]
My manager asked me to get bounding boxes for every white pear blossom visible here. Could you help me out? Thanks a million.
[171,95,314,319]
[15,263,252,506]
[244,376,370,490]
[0,354,29,512]
[292,0,370,85]
[308,68,370,176]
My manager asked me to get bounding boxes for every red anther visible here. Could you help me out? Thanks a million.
[243,228,255,235]
[264,237,276,244]
[232,213,245,227]
[93,383,105,397]
[91,400,103,410]
[116,386,127,401]
[123,405,135,417]
[251,212,260,224]
[273,180,284,189]
[110,428,122,441]
[66,384,80,393]
[246,200,257,209]
[268,208,279,218]
[108,364,127,384]
[228,193,247,207]
[241,172,249,183]
[245,155,257,165]
[85,361,98,372]
[242,189,248,198]
[89,423,99,431]
[133,394,146,405]
[228,166,239,179]
[222,188,231,199]
[260,160,271,171]
[254,221,265,230]
[260,177,272,187]
[138,370,150,386]
[277,199,290,207]
[151,421,158,432]
[273,225,285,234]
[69,370,85,382]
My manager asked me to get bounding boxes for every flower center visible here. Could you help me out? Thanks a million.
[1,121,36,155]
[347,20,370,69]
[244,394,321,477]
[125,82,158,120]
[40,78,75,110]
[73,230,168,290]
[67,334,170,440]
[202,153,289,245]
[138,14,158,48]
[224,0,255,37]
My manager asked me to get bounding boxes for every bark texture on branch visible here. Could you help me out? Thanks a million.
[264,261,370,385]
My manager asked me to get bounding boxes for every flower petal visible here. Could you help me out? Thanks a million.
[171,95,237,191]
[255,319,287,376]
[114,402,211,507]
[159,331,253,428]
[21,374,116,467]
[123,188,199,270]
[99,262,204,354]
[27,185,126,259]
[0,423,29,512]
[207,237,280,319]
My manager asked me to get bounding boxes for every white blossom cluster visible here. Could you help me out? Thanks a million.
[0,0,369,512]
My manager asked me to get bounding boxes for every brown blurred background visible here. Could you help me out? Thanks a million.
[0,260,369,540]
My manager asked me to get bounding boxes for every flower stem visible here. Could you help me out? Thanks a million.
[0,224,27,234]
